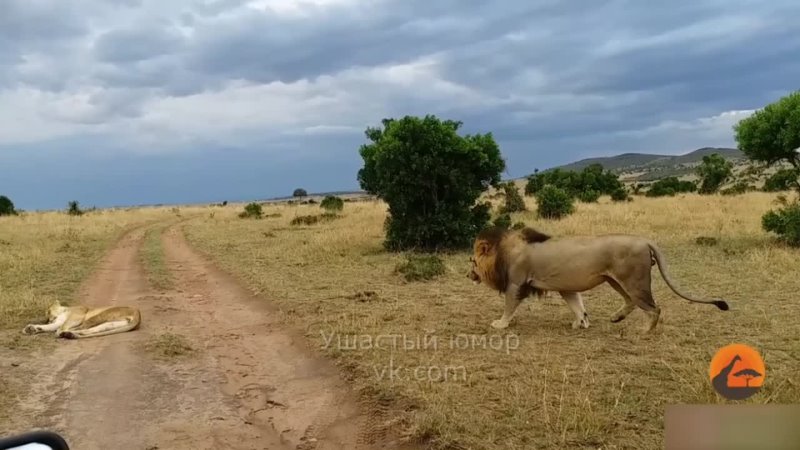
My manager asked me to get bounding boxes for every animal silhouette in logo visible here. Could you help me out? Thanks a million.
[709,344,765,400]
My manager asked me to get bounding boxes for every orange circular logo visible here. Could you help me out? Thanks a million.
[709,343,765,400]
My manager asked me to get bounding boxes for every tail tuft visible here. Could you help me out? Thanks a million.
[713,300,730,311]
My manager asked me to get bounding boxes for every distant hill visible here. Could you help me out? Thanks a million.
[525,147,746,182]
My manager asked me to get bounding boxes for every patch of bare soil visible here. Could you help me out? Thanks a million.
[2,223,414,450]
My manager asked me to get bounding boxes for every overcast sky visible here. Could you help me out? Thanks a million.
[1,0,799,210]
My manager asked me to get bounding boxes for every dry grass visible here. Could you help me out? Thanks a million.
[0,207,182,332]
[184,192,800,450]
[144,332,196,359]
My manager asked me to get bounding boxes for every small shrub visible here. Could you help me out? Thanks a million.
[511,221,526,230]
[536,185,575,219]
[499,182,526,213]
[291,214,320,226]
[646,177,697,197]
[67,201,83,216]
[221,200,228,206]
[610,187,631,202]
[492,213,512,229]
[290,213,341,226]
[525,173,544,195]
[238,202,263,219]
[577,189,600,203]
[763,168,800,192]
[696,153,733,194]
[761,201,800,246]
[346,290,379,302]
[720,181,754,196]
[695,236,719,246]
[145,333,196,358]
[320,212,340,221]
[320,195,345,212]
[395,254,446,282]
[0,195,16,216]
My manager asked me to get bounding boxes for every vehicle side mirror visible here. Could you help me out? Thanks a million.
[0,431,69,450]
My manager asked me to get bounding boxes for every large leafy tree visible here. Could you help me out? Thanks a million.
[696,153,734,194]
[734,91,800,171]
[357,115,505,251]
[735,90,800,246]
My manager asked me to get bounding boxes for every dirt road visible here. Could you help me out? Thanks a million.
[4,222,408,450]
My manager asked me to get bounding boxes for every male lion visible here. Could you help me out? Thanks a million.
[468,227,729,331]
[22,300,141,339]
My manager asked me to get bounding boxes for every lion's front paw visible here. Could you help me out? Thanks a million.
[22,325,38,335]
[491,319,509,329]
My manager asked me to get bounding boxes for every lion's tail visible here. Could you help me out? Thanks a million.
[647,242,729,311]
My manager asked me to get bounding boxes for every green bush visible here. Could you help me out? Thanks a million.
[645,177,697,197]
[524,169,544,195]
[0,195,16,216]
[720,181,754,196]
[610,187,631,202]
[492,213,512,229]
[525,164,624,198]
[320,195,344,212]
[511,221,526,230]
[761,201,800,246]
[67,201,83,216]
[577,189,600,203]
[290,213,340,226]
[535,185,575,219]
[238,202,263,219]
[499,182,526,213]
[395,254,446,282]
[357,115,505,251]
[763,169,800,192]
[696,153,734,194]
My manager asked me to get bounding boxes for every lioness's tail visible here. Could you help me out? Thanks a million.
[647,243,729,311]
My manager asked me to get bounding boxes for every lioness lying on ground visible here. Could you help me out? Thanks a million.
[468,226,729,332]
[22,300,141,339]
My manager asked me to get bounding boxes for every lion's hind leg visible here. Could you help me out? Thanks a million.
[605,277,636,323]
[57,319,135,339]
[612,275,661,332]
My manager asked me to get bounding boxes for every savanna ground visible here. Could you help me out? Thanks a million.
[1,192,799,449]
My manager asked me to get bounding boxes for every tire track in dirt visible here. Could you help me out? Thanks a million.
[4,220,415,450]
[6,224,292,449]
[159,222,412,450]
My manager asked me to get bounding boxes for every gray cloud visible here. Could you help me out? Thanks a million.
[1,0,800,209]
[93,27,186,63]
